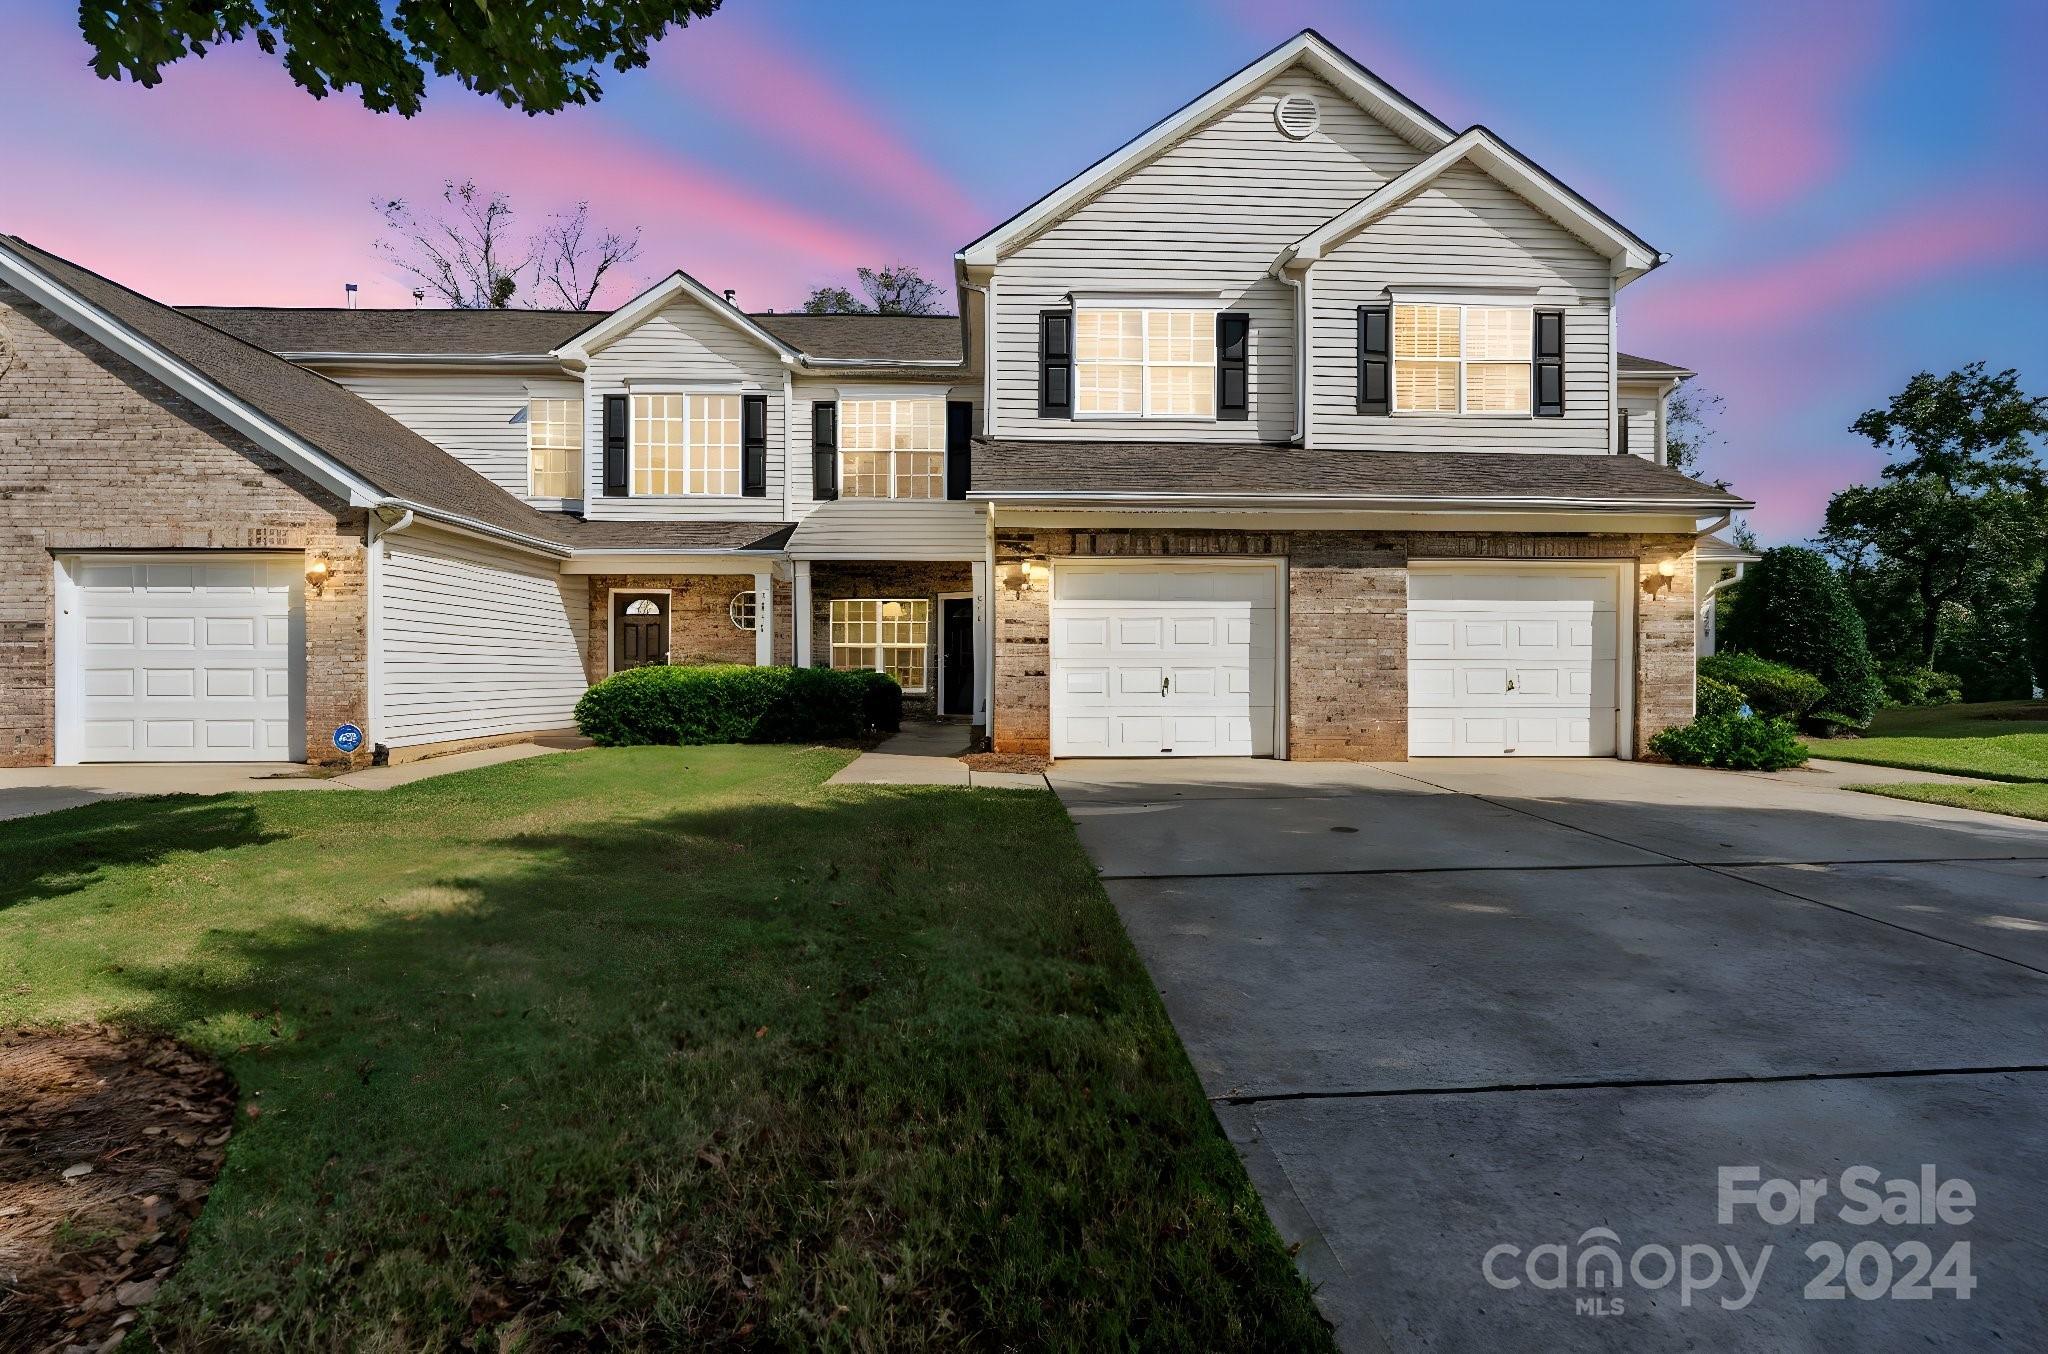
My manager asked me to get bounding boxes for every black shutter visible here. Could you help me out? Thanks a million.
[811,401,838,501]
[1356,306,1390,415]
[741,394,768,496]
[1534,309,1565,418]
[1617,407,1631,457]
[946,400,972,500]
[1216,312,1250,420]
[1038,310,1072,417]
[602,393,629,496]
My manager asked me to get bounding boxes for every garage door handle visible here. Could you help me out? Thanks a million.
[1506,678,1516,691]
[1161,676,1170,695]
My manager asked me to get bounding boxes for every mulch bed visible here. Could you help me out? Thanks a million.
[958,751,1052,774]
[0,1027,235,1353]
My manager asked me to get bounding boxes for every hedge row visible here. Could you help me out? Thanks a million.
[573,664,902,747]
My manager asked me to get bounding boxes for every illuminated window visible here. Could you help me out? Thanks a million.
[829,598,929,692]
[631,392,742,495]
[1075,308,1215,418]
[840,399,945,499]
[1392,304,1533,415]
[527,397,582,498]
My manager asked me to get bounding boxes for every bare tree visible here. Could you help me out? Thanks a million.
[533,203,641,310]
[374,181,639,309]
[800,264,944,316]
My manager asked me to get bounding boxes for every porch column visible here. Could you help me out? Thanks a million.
[791,560,812,667]
[970,559,990,725]
[753,568,773,666]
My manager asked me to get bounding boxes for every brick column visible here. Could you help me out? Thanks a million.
[1287,532,1408,760]
[1633,536,1698,754]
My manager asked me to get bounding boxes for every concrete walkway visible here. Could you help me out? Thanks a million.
[0,739,585,822]
[827,721,1048,790]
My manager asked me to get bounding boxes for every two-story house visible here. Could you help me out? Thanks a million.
[0,30,1748,769]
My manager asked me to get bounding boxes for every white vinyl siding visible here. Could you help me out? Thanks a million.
[1618,396,1659,462]
[580,299,785,521]
[992,70,1426,441]
[1313,161,1613,451]
[375,526,591,749]
[332,373,549,501]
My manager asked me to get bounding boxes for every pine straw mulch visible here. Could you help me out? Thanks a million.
[957,751,1053,774]
[0,1027,235,1353]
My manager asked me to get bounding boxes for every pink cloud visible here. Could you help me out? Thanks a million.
[661,25,987,245]
[1693,9,1886,214]
[1630,186,2045,338]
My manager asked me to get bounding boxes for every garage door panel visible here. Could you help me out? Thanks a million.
[1408,567,1620,759]
[66,554,302,763]
[1050,564,1277,758]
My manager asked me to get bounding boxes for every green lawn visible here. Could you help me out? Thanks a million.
[1848,780,2048,823]
[1805,699,2048,781]
[0,746,1328,1350]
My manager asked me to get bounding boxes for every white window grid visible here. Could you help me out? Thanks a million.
[527,397,582,498]
[840,399,945,499]
[631,392,742,496]
[829,598,929,692]
[1074,309,1216,419]
[1391,304,1534,416]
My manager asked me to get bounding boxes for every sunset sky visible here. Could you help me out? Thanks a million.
[5,0,2044,541]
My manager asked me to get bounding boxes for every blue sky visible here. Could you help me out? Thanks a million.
[4,0,2044,540]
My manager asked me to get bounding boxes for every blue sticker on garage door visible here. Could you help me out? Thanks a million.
[332,723,364,754]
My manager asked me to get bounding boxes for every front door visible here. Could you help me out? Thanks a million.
[613,593,668,670]
[941,597,975,717]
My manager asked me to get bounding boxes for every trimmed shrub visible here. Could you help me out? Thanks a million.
[1698,652,1827,720]
[857,669,903,734]
[1721,546,1883,728]
[1880,666,1964,709]
[1696,674,1745,721]
[1650,713,1809,771]
[574,664,881,747]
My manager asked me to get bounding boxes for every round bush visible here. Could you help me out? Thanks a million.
[1650,713,1809,771]
[1880,666,1963,709]
[1721,546,1883,728]
[574,664,882,746]
[1696,674,1745,721]
[1698,652,1827,720]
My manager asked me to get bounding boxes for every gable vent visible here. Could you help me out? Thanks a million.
[1274,92,1321,140]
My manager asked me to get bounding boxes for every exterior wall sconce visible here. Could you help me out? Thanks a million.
[305,553,333,595]
[1002,560,1046,596]
[1640,557,1678,600]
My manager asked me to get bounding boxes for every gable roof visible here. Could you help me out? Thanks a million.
[551,269,802,365]
[957,29,1456,268]
[1280,127,1658,281]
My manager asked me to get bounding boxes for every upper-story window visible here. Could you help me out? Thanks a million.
[1075,308,1216,418]
[632,392,741,496]
[527,397,582,498]
[1393,304,1532,415]
[841,398,944,499]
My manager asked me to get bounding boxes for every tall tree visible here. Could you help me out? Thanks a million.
[1820,364,2048,667]
[374,181,637,310]
[79,1,723,117]
[1665,385,1726,483]
[800,265,945,316]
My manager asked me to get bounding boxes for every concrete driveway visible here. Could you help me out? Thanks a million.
[1051,757,2048,1352]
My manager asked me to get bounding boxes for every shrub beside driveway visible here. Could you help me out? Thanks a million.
[0,745,1329,1349]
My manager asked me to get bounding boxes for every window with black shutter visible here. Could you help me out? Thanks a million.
[1216,312,1250,420]
[1357,306,1390,415]
[1533,309,1565,417]
[741,393,768,496]
[602,393,629,496]
[1039,310,1072,417]
[945,401,972,500]
[1617,407,1631,457]
[811,401,838,501]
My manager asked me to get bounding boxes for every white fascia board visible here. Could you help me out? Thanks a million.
[0,242,381,509]
[285,351,571,371]
[958,30,1454,268]
[1282,128,1657,273]
[968,490,1755,512]
[552,270,802,366]
[377,500,572,558]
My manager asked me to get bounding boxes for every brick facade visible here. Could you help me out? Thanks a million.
[991,526,1697,761]
[808,561,974,717]
[583,574,774,677]
[0,284,371,767]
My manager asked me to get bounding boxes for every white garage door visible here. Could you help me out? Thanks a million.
[62,554,303,763]
[1050,561,1277,757]
[1408,565,1619,757]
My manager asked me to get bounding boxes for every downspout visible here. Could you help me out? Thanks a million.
[1273,263,1308,446]
[983,502,997,740]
